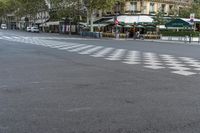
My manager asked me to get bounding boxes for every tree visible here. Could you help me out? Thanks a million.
[153,10,166,34]
[50,0,79,20]
[82,0,124,32]
[15,0,48,22]
[0,1,5,18]
[179,1,200,18]
[0,0,19,24]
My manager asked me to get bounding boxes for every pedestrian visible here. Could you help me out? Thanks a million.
[136,31,140,39]
[126,31,129,39]
[115,29,119,39]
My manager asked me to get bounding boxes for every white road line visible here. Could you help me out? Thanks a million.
[143,53,165,69]
[144,65,165,70]
[123,51,141,64]
[91,47,114,57]
[179,57,200,71]
[50,44,72,48]
[44,42,72,48]
[68,45,94,52]
[171,71,196,76]
[160,54,197,75]
[79,46,103,55]
[105,49,126,61]
[13,37,20,39]
[58,44,86,50]
[2,36,12,39]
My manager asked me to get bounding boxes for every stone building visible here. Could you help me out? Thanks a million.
[122,0,192,15]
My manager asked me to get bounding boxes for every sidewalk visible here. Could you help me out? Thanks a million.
[4,29,200,45]
[37,32,200,46]
[144,39,200,45]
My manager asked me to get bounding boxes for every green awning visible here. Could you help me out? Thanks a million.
[135,25,144,28]
[145,26,155,29]
[124,25,132,28]
[165,19,192,28]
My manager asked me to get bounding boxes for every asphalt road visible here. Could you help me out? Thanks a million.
[1,30,200,133]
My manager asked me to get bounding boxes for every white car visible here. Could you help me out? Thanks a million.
[31,27,39,33]
[27,27,31,32]
[1,24,7,30]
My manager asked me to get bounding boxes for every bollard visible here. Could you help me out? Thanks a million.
[184,36,188,43]
[189,34,192,43]
[99,32,102,39]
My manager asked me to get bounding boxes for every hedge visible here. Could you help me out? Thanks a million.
[161,30,200,37]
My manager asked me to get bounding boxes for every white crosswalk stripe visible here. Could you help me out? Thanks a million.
[51,44,72,48]
[91,47,114,57]
[68,45,94,52]
[79,46,103,55]
[179,57,200,71]
[143,53,165,70]
[123,51,141,64]
[160,54,196,76]
[105,49,126,61]
[1,34,200,77]
[59,44,86,50]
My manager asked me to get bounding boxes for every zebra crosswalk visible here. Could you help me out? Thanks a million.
[1,35,200,76]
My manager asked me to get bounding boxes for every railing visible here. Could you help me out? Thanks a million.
[161,35,200,44]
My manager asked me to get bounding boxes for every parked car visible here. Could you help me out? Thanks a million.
[1,24,7,30]
[26,27,31,32]
[31,26,39,33]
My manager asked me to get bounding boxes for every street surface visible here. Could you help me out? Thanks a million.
[1,30,200,133]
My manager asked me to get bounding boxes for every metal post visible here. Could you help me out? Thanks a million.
[69,19,72,36]
[184,36,188,44]
[42,11,44,32]
[189,34,192,43]
[115,2,120,39]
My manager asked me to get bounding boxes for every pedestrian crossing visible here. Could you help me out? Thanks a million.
[1,35,200,76]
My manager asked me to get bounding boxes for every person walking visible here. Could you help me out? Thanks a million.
[136,31,140,39]
[126,31,129,39]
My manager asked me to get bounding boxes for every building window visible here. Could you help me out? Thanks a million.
[169,5,173,11]
[161,4,166,13]
[150,3,155,13]
[129,1,137,12]
[169,5,174,15]
[140,1,143,7]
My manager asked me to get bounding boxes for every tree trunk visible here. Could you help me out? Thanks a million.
[86,11,89,27]
[90,12,94,32]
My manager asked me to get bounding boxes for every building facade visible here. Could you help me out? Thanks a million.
[123,0,193,15]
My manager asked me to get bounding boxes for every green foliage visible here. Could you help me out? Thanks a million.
[179,2,200,18]
[179,8,190,18]
[15,0,48,18]
[153,11,165,25]
[0,0,17,15]
[50,0,81,21]
[161,30,200,37]
[0,1,4,17]
[0,0,48,21]
[83,0,123,11]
